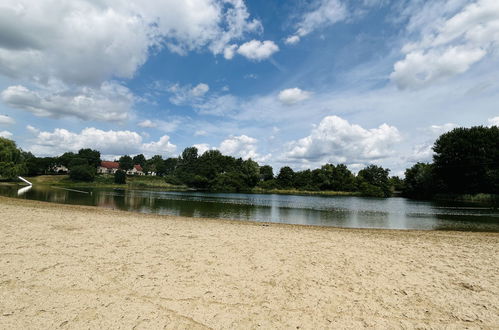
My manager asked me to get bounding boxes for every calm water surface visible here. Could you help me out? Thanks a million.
[1,185,498,231]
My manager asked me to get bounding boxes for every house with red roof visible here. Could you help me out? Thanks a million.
[98,161,145,175]
[97,161,120,174]
[127,164,144,176]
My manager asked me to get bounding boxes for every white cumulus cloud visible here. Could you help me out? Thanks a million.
[391,0,499,89]
[0,0,262,85]
[1,81,133,121]
[236,40,279,61]
[219,135,270,162]
[223,44,238,60]
[284,115,401,165]
[27,127,176,158]
[278,88,311,105]
[0,0,264,121]
[193,143,211,155]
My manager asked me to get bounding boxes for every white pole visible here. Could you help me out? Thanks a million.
[18,176,32,186]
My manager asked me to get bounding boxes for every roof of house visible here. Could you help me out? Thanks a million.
[100,161,120,169]
[134,164,143,172]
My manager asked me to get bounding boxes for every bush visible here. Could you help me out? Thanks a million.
[191,175,209,189]
[357,165,391,197]
[69,165,95,182]
[114,170,126,184]
[358,181,384,197]
[164,175,183,185]
[212,172,246,192]
[257,179,278,190]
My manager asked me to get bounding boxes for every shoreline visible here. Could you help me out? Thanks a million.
[1,196,498,328]
[1,195,498,234]
[3,175,499,206]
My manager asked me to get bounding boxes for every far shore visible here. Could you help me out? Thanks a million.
[0,196,498,328]
[4,175,499,204]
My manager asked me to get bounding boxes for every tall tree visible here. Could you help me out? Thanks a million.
[357,165,391,197]
[241,159,260,187]
[132,154,146,167]
[58,152,76,167]
[119,155,134,171]
[163,157,178,176]
[259,165,274,181]
[147,155,166,176]
[0,137,27,179]
[433,126,499,194]
[77,148,101,168]
[277,166,295,189]
[403,163,435,199]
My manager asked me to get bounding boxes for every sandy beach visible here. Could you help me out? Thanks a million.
[0,196,498,329]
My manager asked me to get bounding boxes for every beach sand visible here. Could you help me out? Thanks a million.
[0,196,498,329]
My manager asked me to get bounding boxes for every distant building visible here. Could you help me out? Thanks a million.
[98,161,120,174]
[52,165,69,174]
[98,161,145,175]
[127,164,144,176]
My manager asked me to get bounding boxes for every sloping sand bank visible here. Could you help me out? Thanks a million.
[0,196,498,329]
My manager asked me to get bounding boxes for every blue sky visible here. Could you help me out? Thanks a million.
[0,0,498,175]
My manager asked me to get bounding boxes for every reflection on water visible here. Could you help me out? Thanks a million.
[1,185,498,231]
[17,185,32,196]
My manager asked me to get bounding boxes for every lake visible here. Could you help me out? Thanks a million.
[1,185,498,231]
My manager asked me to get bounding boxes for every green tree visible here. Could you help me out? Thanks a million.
[212,172,245,192]
[175,147,199,183]
[241,159,260,188]
[119,155,133,171]
[58,152,76,167]
[294,169,314,190]
[259,165,274,181]
[147,155,167,176]
[0,137,27,179]
[357,165,391,197]
[356,178,384,197]
[433,126,499,194]
[24,153,57,176]
[132,154,146,167]
[191,175,210,189]
[77,148,101,168]
[403,163,435,199]
[181,147,199,163]
[317,164,356,191]
[197,150,225,180]
[114,169,126,184]
[163,157,178,176]
[68,157,88,168]
[69,165,95,182]
[277,166,295,189]
[389,176,405,192]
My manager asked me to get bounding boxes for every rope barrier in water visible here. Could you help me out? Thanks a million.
[51,186,91,194]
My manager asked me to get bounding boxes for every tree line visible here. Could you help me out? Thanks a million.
[1,125,497,198]
[403,126,499,198]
